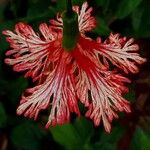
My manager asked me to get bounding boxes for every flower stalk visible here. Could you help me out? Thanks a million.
[62,0,79,51]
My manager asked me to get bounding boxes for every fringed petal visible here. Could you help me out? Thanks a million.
[77,33,146,74]
[74,2,96,32]
[3,22,61,82]
[50,13,63,30]
[97,33,146,73]
[49,2,96,33]
[17,51,80,127]
[73,44,131,133]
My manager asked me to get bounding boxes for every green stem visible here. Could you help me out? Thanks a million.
[66,0,73,15]
[62,0,79,51]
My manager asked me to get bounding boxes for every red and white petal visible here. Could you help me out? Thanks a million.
[78,33,146,74]
[3,22,61,81]
[50,13,63,30]
[97,33,146,73]
[73,45,131,133]
[77,2,96,33]
[49,2,96,33]
[17,51,79,127]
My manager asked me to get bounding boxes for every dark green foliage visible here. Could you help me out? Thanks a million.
[50,117,94,150]
[131,127,150,150]
[11,122,45,150]
[94,126,125,150]
[0,103,7,127]
[0,0,149,150]
[116,0,142,19]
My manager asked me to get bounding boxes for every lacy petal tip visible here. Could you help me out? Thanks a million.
[16,108,23,116]
[4,58,11,64]
[2,30,8,35]
[104,124,112,133]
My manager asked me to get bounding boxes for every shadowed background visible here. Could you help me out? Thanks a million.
[0,0,150,150]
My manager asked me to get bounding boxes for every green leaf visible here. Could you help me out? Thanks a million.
[116,0,142,19]
[131,5,144,31]
[0,102,7,128]
[11,122,46,150]
[25,0,55,25]
[131,0,150,38]
[131,127,150,150]
[56,0,66,12]
[27,0,51,17]
[94,126,125,150]
[50,124,81,150]
[94,0,110,12]
[74,117,94,144]
[92,17,110,36]
[50,117,94,150]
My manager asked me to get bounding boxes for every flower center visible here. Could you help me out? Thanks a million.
[62,0,79,52]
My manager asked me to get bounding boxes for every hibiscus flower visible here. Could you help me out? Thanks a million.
[3,1,146,132]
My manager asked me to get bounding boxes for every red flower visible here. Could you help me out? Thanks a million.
[3,2,146,132]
